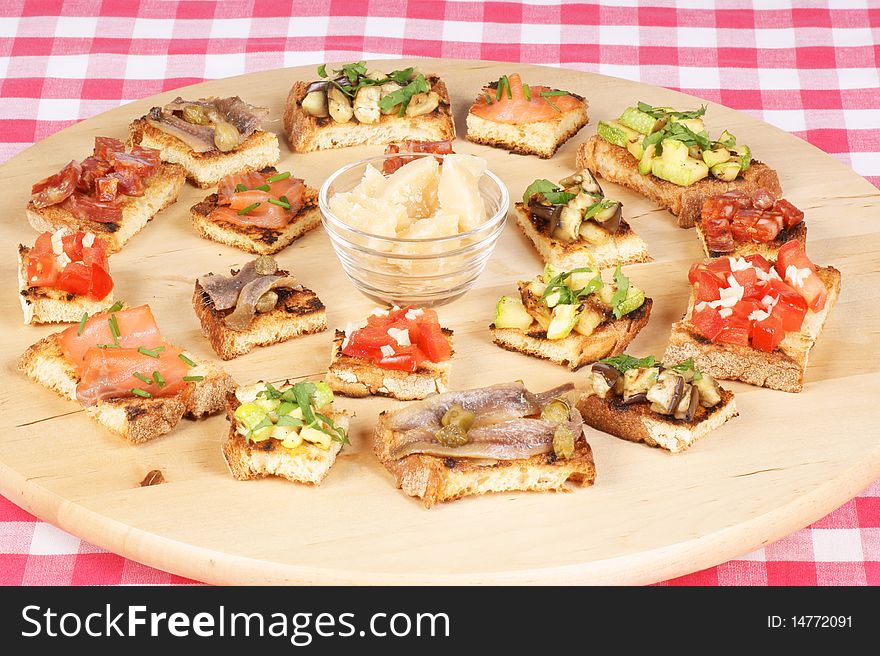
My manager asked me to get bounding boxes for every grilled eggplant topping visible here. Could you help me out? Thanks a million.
[592,362,621,389]
[622,365,659,402]
[694,374,722,408]
[647,370,685,415]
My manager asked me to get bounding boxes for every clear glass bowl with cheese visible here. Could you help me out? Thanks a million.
[320,153,509,306]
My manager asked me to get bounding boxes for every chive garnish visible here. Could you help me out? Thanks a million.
[96,343,120,349]
[267,198,290,209]
[183,375,204,382]
[108,314,120,339]
[523,83,531,101]
[237,202,261,215]
[153,371,165,388]
[133,372,153,385]
[540,89,569,112]
[107,300,124,313]
[178,353,197,367]
[138,346,164,358]
[484,93,493,105]
[254,184,270,192]
[131,388,152,398]
[235,183,248,193]
[77,312,88,336]
[279,195,290,206]
[496,75,509,101]
[267,171,290,183]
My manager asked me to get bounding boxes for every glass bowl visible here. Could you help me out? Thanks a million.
[319,153,510,307]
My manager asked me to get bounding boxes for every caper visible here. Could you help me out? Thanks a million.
[183,105,211,125]
[435,424,469,448]
[440,404,476,431]
[255,290,278,314]
[552,424,575,459]
[404,91,440,117]
[541,398,570,425]
[213,119,241,152]
[253,255,278,275]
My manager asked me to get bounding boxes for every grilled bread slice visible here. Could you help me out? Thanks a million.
[193,279,327,361]
[576,135,782,228]
[18,333,233,443]
[577,388,737,453]
[466,104,589,159]
[26,163,185,253]
[190,173,321,256]
[18,244,114,325]
[283,76,455,153]
[694,216,808,259]
[512,202,650,270]
[325,328,453,401]
[222,393,349,485]
[491,299,653,371]
[129,118,280,189]
[663,266,841,393]
[373,412,595,508]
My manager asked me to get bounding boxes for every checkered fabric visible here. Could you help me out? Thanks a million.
[0,0,877,586]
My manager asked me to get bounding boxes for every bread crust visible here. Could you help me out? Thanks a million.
[129,119,280,188]
[576,135,782,228]
[373,410,596,508]
[512,202,651,270]
[193,278,327,360]
[17,332,233,443]
[25,163,186,253]
[465,103,589,158]
[663,266,841,392]
[577,389,738,453]
[283,76,455,153]
[325,329,453,400]
[490,298,653,370]
[189,168,321,255]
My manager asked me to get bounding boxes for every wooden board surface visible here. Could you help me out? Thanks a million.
[1,59,879,585]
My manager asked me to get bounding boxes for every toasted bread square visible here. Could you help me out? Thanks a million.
[577,389,738,453]
[17,333,233,443]
[25,163,185,253]
[373,410,595,508]
[490,299,653,371]
[17,244,115,325]
[283,76,455,153]
[576,135,782,228]
[222,393,349,485]
[189,168,321,255]
[325,328,453,401]
[663,266,841,392]
[193,279,327,360]
[466,101,589,159]
[129,119,280,189]
[512,203,650,270]
[694,216,808,259]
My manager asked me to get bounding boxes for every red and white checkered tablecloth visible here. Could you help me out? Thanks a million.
[1,0,878,586]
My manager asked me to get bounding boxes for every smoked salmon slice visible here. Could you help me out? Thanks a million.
[469,73,583,124]
[59,305,162,372]
[76,345,188,406]
[211,170,305,230]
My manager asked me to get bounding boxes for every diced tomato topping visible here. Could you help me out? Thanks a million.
[775,240,827,311]
[23,231,112,300]
[691,305,727,342]
[56,262,91,296]
[731,267,761,300]
[341,305,450,369]
[688,264,726,302]
[715,317,751,346]
[764,280,809,332]
[752,313,785,353]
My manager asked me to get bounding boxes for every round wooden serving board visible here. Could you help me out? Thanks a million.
[1,60,878,585]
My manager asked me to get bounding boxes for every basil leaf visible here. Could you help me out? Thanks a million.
[292,381,317,425]
[388,67,414,84]
[669,358,703,380]
[315,412,350,445]
[522,179,561,205]
[610,262,630,319]
[582,198,616,221]
[598,354,657,374]
[276,415,305,427]
[317,64,327,78]
[378,73,429,113]
[541,190,576,205]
